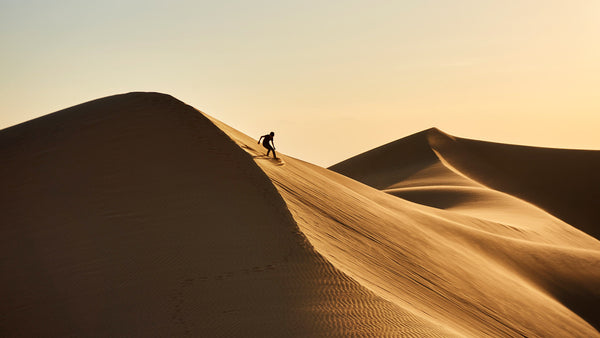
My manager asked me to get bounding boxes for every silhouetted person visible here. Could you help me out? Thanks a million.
[258,132,277,159]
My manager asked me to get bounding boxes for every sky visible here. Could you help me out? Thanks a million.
[1,0,599,167]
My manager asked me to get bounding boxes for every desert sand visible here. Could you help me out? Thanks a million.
[1,92,599,336]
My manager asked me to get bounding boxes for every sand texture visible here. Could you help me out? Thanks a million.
[2,92,599,337]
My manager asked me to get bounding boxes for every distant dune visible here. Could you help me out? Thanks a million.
[2,92,599,336]
[330,128,600,240]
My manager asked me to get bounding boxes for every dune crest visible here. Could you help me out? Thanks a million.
[2,92,599,336]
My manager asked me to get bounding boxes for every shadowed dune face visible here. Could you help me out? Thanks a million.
[2,92,599,336]
[0,92,305,335]
[436,136,600,240]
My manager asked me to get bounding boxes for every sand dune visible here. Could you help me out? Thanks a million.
[330,128,600,240]
[2,92,599,336]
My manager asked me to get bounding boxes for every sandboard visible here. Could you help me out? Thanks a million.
[270,157,285,166]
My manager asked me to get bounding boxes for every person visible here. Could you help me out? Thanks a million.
[258,132,277,159]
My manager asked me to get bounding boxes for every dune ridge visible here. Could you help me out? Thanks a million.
[2,92,599,336]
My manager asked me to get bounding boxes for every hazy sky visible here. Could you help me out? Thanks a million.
[1,0,599,166]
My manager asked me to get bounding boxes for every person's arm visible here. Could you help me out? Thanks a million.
[258,136,264,144]
[270,139,275,149]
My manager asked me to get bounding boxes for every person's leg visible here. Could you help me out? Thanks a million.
[264,143,276,158]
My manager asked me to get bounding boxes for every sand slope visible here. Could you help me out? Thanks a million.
[2,92,599,336]
[214,118,600,336]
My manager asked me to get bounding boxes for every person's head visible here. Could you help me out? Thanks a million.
[270,132,275,136]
